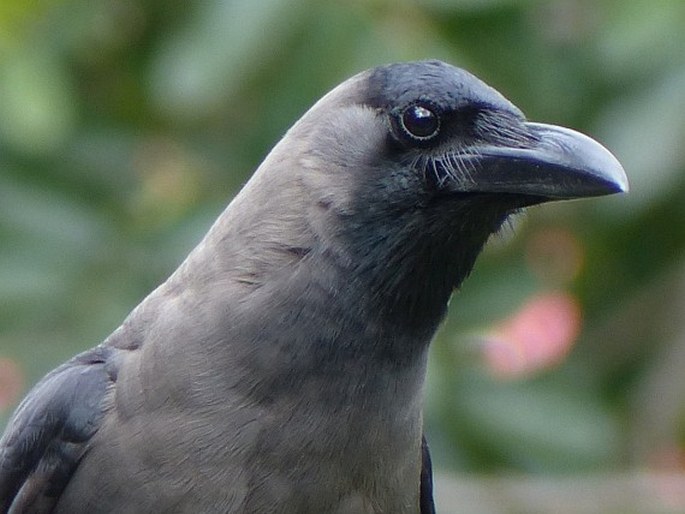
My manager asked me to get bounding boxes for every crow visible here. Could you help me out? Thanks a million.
[0,60,627,513]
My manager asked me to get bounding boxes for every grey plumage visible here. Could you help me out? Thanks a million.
[0,60,627,513]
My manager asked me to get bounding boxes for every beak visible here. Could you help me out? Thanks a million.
[453,122,628,199]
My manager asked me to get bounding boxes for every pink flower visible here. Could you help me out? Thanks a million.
[483,292,582,379]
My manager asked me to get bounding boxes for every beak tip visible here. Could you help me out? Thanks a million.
[528,122,629,199]
[615,175,630,194]
[600,152,629,195]
[616,169,630,194]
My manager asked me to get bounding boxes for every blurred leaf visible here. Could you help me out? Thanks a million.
[456,374,620,471]
[595,66,685,216]
[148,0,308,120]
[0,0,57,50]
[0,45,76,155]
[597,0,685,80]
[0,174,108,250]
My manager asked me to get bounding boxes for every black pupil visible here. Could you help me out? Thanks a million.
[402,105,439,139]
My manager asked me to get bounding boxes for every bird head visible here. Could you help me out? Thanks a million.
[216,60,627,336]
[291,60,626,214]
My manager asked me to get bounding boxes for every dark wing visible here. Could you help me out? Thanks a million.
[0,346,116,514]
[420,434,436,514]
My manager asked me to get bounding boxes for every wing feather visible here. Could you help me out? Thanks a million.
[0,347,116,513]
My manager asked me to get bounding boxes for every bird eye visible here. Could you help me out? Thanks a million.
[399,103,440,141]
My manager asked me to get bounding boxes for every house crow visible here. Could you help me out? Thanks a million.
[0,60,627,513]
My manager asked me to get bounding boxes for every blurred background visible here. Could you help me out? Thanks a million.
[1,0,684,512]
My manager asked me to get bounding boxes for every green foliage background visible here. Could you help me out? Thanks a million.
[2,0,684,479]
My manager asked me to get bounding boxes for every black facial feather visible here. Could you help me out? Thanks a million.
[363,61,540,196]
[364,60,519,114]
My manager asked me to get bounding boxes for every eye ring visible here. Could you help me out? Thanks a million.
[399,102,441,141]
